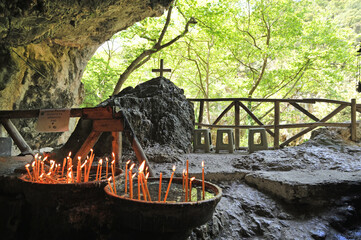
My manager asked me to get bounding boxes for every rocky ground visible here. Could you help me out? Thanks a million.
[132,126,361,240]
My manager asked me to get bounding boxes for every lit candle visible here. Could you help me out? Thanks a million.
[140,173,147,201]
[163,165,176,202]
[99,159,103,181]
[125,160,130,194]
[31,161,36,182]
[111,160,117,194]
[86,149,94,182]
[138,161,146,200]
[96,159,100,181]
[202,161,205,200]
[25,164,32,180]
[130,173,136,199]
[158,172,162,202]
[77,156,81,183]
[105,157,109,179]
[129,163,135,199]
[107,177,114,194]
[185,160,189,202]
[189,177,195,201]
[138,172,141,200]
[81,160,87,182]
[145,172,151,201]
[62,158,66,177]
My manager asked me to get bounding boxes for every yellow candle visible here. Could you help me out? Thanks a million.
[62,158,66,177]
[107,177,114,194]
[182,169,185,190]
[189,177,195,201]
[202,161,205,200]
[158,172,162,202]
[25,164,32,181]
[111,160,117,194]
[163,165,176,202]
[125,160,130,194]
[129,163,135,199]
[145,172,151,201]
[81,160,87,183]
[140,173,147,201]
[77,157,81,183]
[99,159,103,181]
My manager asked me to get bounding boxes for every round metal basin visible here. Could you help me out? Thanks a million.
[104,177,222,234]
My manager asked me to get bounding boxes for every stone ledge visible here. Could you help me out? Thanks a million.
[244,170,361,204]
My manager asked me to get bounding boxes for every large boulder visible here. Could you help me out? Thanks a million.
[55,77,194,162]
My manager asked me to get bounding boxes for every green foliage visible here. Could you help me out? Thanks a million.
[81,0,360,133]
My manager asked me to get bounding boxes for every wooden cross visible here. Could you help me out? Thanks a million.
[152,59,171,77]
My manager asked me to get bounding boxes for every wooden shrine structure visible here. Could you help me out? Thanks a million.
[0,106,154,176]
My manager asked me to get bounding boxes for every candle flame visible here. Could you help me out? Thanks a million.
[43,156,48,162]
[139,161,145,172]
[31,161,35,167]
[35,153,39,159]
[111,160,115,165]
[132,173,137,179]
[190,177,195,182]
[202,161,204,168]
[106,157,108,162]
[172,165,176,172]
[129,163,135,171]
[78,156,81,161]
[107,176,112,181]
[182,169,185,175]
[126,160,131,165]
[99,159,103,165]
[112,152,115,158]
[68,152,72,157]
[25,164,30,168]
[145,172,149,179]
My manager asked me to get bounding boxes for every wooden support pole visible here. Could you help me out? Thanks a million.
[351,98,357,141]
[112,132,122,167]
[234,100,240,149]
[74,130,102,164]
[0,118,33,155]
[198,100,204,129]
[128,133,154,177]
[274,101,280,149]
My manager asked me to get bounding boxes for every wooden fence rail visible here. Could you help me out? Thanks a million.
[188,98,359,149]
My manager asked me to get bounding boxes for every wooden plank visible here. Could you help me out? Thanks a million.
[289,102,319,122]
[274,101,280,149]
[188,98,349,104]
[82,106,113,119]
[112,132,122,168]
[239,101,275,137]
[234,101,240,149]
[196,122,351,129]
[198,100,204,129]
[212,102,235,126]
[74,130,102,162]
[93,119,124,132]
[351,99,357,141]
[280,104,347,147]
[0,119,33,155]
[0,108,83,119]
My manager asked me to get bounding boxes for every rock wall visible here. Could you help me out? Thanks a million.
[0,0,172,148]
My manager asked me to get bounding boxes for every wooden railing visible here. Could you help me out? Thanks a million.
[187,98,360,149]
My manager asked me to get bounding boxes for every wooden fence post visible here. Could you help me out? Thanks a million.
[274,101,280,149]
[198,100,204,129]
[234,100,240,149]
[351,98,357,141]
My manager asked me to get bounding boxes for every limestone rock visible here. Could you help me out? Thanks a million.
[0,0,172,149]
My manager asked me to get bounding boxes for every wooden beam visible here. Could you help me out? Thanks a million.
[0,118,33,155]
[234,101,240,149]
[211,102,235,127]
[198,100,204,129]
[289,102,319,122]
[351,98,357,141]
[93,119,124,132]
[280,104,347,147]
[274,101,280,149]
[74,130,102,162]
[238,101,275,137]
[112,132,122,168]
[195,122,351,129]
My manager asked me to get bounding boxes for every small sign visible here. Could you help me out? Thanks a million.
[36,109,70,132]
